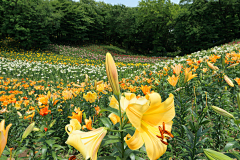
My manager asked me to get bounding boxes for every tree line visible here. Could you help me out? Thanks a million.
[0,0,240,55]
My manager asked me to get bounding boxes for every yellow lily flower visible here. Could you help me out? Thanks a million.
[109,93,137,112]
[65,119,81,133]
[171,64,182,75]
[83,91,97,103]
[125,93,175,160]
[167,75,179,87]
[184,68,197,83]
[108,113,121,125]
[65,127,107,160]
[0,120,12,157]
[109,93,137,124]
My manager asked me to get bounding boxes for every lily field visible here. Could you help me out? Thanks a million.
[0,40,240,160]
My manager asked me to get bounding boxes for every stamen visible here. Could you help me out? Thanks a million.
[161,140,168,145]
[156,122,174,145]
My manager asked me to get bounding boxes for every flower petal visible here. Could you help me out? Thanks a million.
[124,93,136,101]
[70,119,81,131]
[65,130,87,159]
[124,130,144,150]
[0,131,6,157]
[80,127,107,160]
[141,125,167,160]
[0,120,4,133]
[126,98,150,131]
[143,93,175,126]
[108,113,120,125]
[121,95,137,111]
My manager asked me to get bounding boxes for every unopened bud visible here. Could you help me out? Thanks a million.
[22,122,35,139]
[94,80,97,90]
[207,62,219,70]
[203,106,208,113]
[33,127,40,131]
[105,53,120,96]
[17,111,22,118]
[204,149,232,160]
[49,119,56,128]
[83,112,86,120]
[227,63,239,68]
[47,91,51,99]
[224,75,234,87]
[212,106,235,119]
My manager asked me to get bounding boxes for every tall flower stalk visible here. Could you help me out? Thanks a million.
[105,52,125,158]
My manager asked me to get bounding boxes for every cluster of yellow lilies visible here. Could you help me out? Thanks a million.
[64,53,175,160]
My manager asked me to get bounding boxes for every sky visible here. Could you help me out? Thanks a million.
[74,0,180,7]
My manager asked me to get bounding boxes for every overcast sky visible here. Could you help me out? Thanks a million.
[74,0,180,7]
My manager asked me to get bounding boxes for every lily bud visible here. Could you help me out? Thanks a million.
[204,149,232,160]
[47,91,51,100]
[105,53,120,96]
[203,105,208,113]
[33,128,40,131]
[94,80,97,90]
[224,75,234,87]
[17,111,22,118]
[207,62,219,70]
[227,63,239,68]
[211,106,234,119]
[83,112,86,121]
[22,122,35,139]
[237,93,240,111]
[49,119,56,128]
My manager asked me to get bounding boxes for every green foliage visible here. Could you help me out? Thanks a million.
[0,0,61,49]
[174,0,240,55]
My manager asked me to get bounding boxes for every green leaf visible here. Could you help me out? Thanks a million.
[46,139,56,148]
[102,139,121,147]
[203,149,233,160]
[52,151,58,160]
[135,155,146,160]
[129,153,136,160]
[124,149,133,159]
[100,117,112,128]
[41,145,48,159]
[224,141,237,151]
[182,125,194,145]
[98,156,116,160]
[116,156,122,160]
[99,108,120,117]
[52,144,65,150]
[16,146,28,155]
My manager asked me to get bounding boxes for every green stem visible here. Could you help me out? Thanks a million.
[116,94,125,158]
[107,128,124,132]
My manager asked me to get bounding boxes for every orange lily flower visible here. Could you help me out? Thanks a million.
[234,77,240,86]
[68,110,84,123]
[82,117,93,130]
[39,106,51,116]
[141,85,151,95]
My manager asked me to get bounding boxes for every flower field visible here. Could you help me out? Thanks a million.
[0,41,240,160]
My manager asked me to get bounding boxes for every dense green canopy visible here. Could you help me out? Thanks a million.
[0,0,240,55]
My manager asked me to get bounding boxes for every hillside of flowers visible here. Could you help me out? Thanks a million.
[0,41,240,160]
